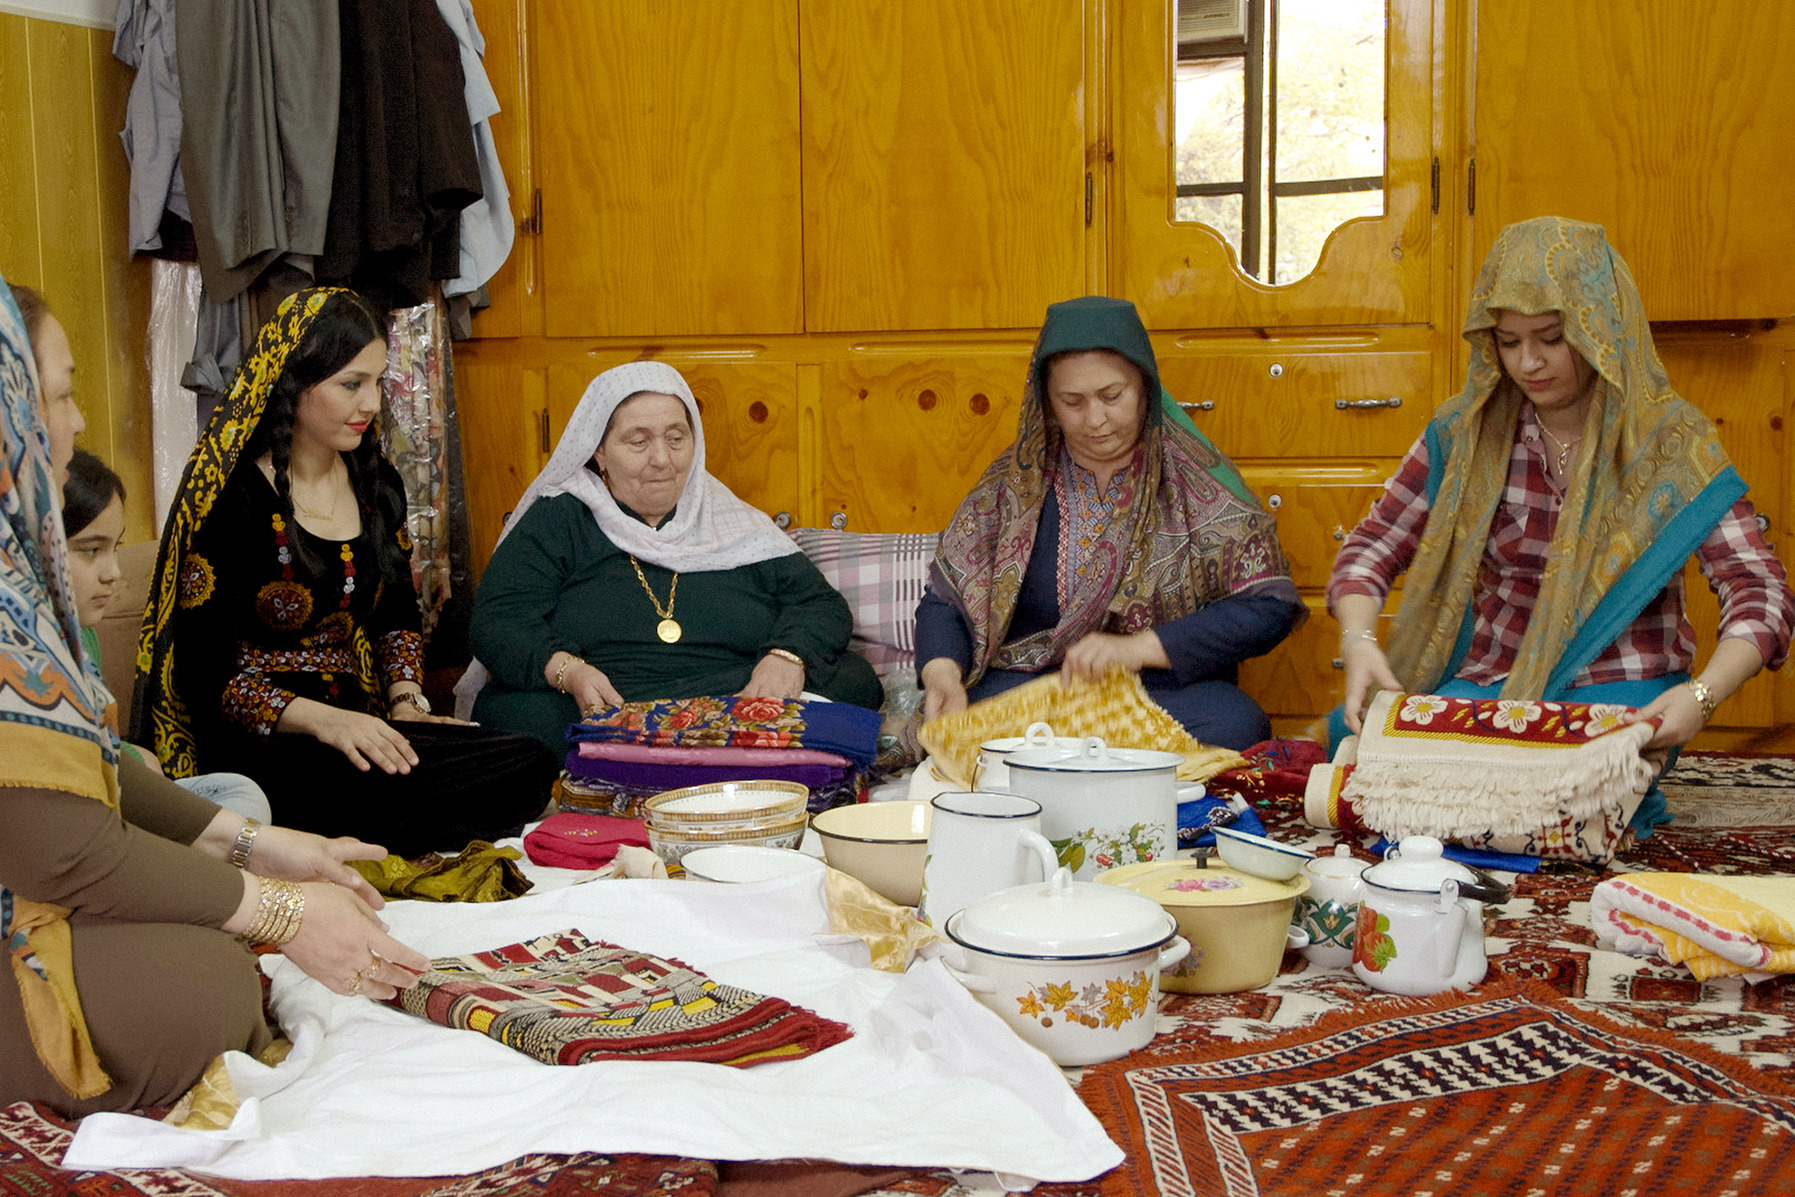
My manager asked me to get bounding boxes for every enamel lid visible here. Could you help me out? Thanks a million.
[1005,736,1185,774]
[1305,843,1370,882]
[1098,860,1309,908]
[947,867,1177,958]
[1361,835,1476,893]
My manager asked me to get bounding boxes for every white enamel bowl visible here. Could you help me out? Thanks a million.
[1211,825,1317,882]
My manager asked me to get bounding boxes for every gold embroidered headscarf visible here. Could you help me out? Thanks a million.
[1385,217,1735,697]
[133,288,352,775]
[0,274,120,1097]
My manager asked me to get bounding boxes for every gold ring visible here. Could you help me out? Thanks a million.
[347,970,365,995]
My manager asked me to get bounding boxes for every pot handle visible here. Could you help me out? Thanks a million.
[1019,830,1059,883]
[1285,925,1311,950]
[1022,721,1056,748]
[940,959,999,994]
[1435,879,1467,979]
[1157,935,1192,973]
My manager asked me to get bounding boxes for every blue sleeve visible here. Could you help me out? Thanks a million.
[1153,591,1304,686]
[914,586,975,683]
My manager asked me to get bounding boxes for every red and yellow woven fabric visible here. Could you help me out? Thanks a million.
[384,930,852,1068]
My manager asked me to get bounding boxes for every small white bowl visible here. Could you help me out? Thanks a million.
[1211,825,1317,881]
[680,845,827,884]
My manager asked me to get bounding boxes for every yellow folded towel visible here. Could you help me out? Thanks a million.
[1591,872,1795,980]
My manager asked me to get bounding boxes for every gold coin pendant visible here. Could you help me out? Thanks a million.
[657,619,683,644]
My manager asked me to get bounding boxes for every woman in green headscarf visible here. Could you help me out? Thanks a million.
[1329,218,1793,827]
[916,296,1304,750]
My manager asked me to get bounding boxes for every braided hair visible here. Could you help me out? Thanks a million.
[241,290,410,585]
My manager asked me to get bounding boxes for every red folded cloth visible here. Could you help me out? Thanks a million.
[524,812,651,870]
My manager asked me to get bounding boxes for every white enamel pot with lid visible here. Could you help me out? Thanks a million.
[942,867,1190,1066]
[1352,835,1490,996]
[1002,736,1182,879]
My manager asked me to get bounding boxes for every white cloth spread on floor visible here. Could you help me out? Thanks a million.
[65,873,1120,1185]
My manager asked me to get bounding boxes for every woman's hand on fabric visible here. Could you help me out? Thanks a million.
[567,662,625,715]
[1341,638,1402,733]
[1060,630,1168,686]
[1623,685,1708,751]
[281,698,420,774]
[920,658,968,721]
[388,703,474,727]
[739,654,804,701]
[280,882,430,1001]
[246,825,391,909]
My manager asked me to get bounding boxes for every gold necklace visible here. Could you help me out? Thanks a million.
[629,555,682,643]
[1540,425,1582,475]
[291,460,345,520]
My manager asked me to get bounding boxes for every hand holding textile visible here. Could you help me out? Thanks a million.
[244,825,391,910]
[1341,637,1402,734]
[280,698,420,773]
[1620,637,1767,749]
[564,661,624,715]
[920,657,969,721]
[1059,630,1168,685]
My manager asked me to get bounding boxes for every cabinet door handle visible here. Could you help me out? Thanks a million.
[538,410,550,454]
[1179,400,1216,412]
[1332,525,1347,541]
[1335,397,1402,410]
[774,511,792,529]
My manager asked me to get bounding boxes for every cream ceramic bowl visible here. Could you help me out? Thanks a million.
[1098,860,1309,994]
[810,800,933,906]
[679,845,827,884]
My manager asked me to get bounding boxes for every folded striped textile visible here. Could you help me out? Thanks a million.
[569,696,881,768]
[385,929,854,1067]
[1333,691,1663,864]
[564,753,844,793]
[1592,873,1795,980]
[575,742,853,768]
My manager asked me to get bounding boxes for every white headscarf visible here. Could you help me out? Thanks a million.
[455,361,798,715]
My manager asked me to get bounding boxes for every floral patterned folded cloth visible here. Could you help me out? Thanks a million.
[574,742,853,768]
[568,695,881,768]
[1335,691,1664,864]
[385,929,854,1067]
[1592,873,1795,980]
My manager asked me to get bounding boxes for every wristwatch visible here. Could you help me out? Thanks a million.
[392,690,432,716]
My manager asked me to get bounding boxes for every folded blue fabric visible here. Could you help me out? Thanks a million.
[1368,837,1540,874]
[1178,797,1267,847]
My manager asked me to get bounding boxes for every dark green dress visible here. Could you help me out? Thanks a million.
[470,493,882,752]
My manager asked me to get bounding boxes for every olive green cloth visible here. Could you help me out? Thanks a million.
[350,841,534,902]
[471,493,882,752]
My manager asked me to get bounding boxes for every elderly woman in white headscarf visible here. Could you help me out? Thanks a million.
[463,362,882,752]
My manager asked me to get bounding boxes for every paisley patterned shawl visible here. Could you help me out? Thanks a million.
[931,295,1294,685]
[1385,217,1738,698]
[133,287,358,776]
[0,272,120,1098]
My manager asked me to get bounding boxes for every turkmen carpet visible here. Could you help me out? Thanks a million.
[1079,980,1795,1197]
[1659,751,1795,827]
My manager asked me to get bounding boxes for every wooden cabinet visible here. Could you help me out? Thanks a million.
[799,0,1087,332]
[1471,1,1795,321]
[533,0,804,337]
[1114,0,1438,330]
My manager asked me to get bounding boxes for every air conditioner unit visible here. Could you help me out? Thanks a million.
[1178,0,1247,45]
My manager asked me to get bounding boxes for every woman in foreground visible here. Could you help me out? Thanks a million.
[0,274,427,1114]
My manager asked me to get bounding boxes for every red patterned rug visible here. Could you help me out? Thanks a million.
[1079,980,1795,1196]
[0,1101,719,1197]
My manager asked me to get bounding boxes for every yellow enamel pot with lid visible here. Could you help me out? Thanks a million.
[1097,860,1310,994]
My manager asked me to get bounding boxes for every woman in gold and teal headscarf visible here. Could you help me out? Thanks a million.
[0,273,427,1114]
[918,296,1305,749]
[1328,217,1794,831]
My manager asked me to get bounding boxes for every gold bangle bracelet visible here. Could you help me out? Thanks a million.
[553,655,583,693]
[1687,677,1718,722]
[764,647,805,673]
[243,877,305,946]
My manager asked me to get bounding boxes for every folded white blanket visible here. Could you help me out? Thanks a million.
[66,874,1120,1185]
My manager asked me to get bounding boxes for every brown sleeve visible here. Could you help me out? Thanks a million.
[0,786,244,927]
[117,753,226,845]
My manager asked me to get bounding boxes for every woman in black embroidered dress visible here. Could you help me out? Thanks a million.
[135,289,555,856]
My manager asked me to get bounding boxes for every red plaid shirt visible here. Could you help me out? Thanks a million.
[1329,404,1793,687]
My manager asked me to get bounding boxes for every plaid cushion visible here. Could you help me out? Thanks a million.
[788,528,937,677]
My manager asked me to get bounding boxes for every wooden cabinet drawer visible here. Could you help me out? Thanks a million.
[1236,461,1397,590]
[1157,351,1431,459]
[1239,597,1398,720]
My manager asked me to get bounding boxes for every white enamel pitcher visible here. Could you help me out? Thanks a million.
[918,791,1058,928]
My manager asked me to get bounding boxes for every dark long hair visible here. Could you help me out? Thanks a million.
[241,290,410,584]
[62,448,125,536]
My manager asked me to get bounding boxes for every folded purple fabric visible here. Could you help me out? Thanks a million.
[574,742,853,768]
[562,754,845,793]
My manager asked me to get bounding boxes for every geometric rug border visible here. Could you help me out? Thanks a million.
[1079,978,1795,1197]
